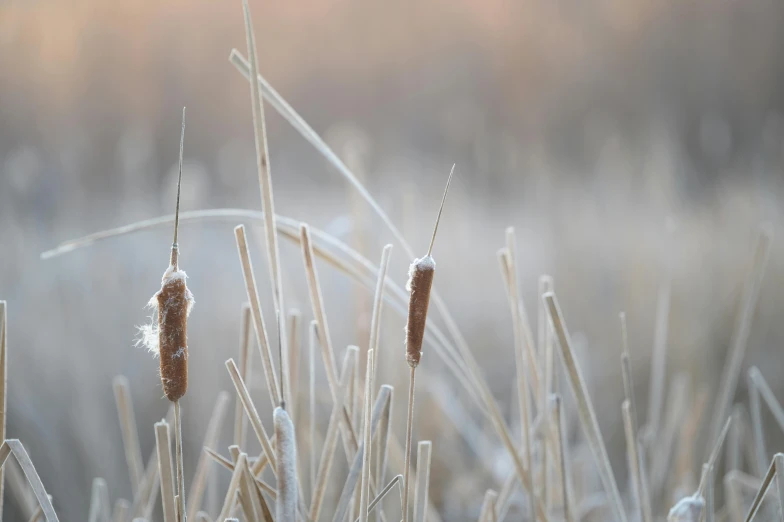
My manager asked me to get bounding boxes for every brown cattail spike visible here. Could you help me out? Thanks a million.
[139,108,194,402]
[404,165,454,368]
[405,256,435,368]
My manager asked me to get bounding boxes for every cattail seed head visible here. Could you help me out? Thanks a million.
[274,406,297,522]
[405,255,435,368]
[154,265,194,402]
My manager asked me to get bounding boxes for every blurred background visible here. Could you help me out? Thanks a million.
[2,0,784,520]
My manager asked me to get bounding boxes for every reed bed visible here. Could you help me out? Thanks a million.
[1,1,783,522]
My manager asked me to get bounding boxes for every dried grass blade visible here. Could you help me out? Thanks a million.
[544,292,627,522]
[710,229,771,450]
[217,453,247,521]
[359,350,376,522]
[112,499,130,522]
[352,475,402,522]
[331,385,392,522]
[412,441,432,522]
[88,478,110,522]
[155,421,177,522]
[743,455,778,522]
[234,224,281,407]
[226,358,277,475]
[1,440,59,522]
[477,490,498,522]
[623,401,650,522]
[234,304,253,448]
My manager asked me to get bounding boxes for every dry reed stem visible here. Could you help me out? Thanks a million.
[229,449,257,521]
[113,376,145,497]
[156,421,177,522]
[0,440,59,521]
[275,407,298,522]
[497,248,535,521]
[352,475,402,522]
[225,358,277,475]
[551,395,575,522]
[88,478,110,522]
[651,375,690,500]
[622,401,651,522]
[308,320,317,498]
[331,385,392,522]
[217,453,247,521]
[310,346,357,520]
[544,292,627,522]
[234,304,253,448]
[477,490,498,522]
[7,455,36,519]
[742,453,784,522]
[359,350,376,522]
[709,229,771,450]
[186,391,230,520]
[288,309,302,426]
[241,0,288,330]
[203,448,279,500]
[234,224,281,407]
[300,224,340,398]
[504,229,544,408]
[647,279,671,438]
[373,377,393,522]
[747,368,784,462]
[412,441,431,522]
[0,301,6,519]
[112,499,130,522]
[370,245,393,387]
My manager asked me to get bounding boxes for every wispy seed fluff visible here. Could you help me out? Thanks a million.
[274,406,298,522]
[405,255,435,368]
[138,262,194,401]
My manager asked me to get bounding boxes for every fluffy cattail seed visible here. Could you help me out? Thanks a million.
[138,108,194,402]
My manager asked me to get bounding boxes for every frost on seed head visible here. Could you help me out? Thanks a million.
[405,255,435,292]
[667,494,704,522]
[135,265,194,356]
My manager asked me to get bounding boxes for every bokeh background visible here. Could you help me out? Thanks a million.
[3,0,784,520]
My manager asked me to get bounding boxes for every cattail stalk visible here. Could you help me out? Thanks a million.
[402,167,453,522]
